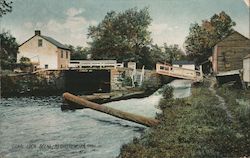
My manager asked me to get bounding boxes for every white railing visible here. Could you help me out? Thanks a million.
[156,63,203,81]
[69,60,124,69]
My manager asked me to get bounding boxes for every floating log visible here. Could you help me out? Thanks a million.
[63,92,160,127]
[81,94,111,101]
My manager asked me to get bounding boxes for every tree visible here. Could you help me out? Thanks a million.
[88,7,152,63]
[0,0,12,17]
[163,43,185,64]
[19,56,31,65]
[185,11,236,63]
[0,31,19,70]
[142,44,185,69]
[67,45,89,60]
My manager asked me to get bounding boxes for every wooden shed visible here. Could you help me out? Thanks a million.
[212,31,250,74]
[243,54,250,86]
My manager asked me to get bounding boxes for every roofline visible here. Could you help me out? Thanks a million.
[19,34,36,47]
[172,63,194,65]
[172,60,195,65]
[215,31,250,46]
[19,34,71,50]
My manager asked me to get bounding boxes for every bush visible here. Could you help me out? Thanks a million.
[162,85,173,99]
[141,80,159,92]
[122,76,132,86]
[20,56,31,65]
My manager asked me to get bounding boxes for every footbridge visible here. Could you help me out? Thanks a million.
[156,63,203,82]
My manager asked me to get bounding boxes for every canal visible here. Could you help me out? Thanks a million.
[0,80,192,158]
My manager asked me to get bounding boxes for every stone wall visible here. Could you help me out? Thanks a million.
[110,68,123,91]
[0,70,65,97]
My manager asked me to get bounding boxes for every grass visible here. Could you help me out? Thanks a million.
[118,82,250,158]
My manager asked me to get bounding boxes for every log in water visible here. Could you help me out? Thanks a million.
[63,92,160,127]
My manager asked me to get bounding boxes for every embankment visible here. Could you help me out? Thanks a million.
[0,70,65,97]
[1,69,172,98]
[119,80,250,157]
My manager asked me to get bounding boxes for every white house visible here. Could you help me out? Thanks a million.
[18,30,71,69]
[172,60,195,70]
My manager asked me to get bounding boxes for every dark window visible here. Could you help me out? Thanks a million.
[45,64,48,69]
[61,65,63,68]
[61,50,63,58]
[38,39,43,47]
[66,51,68,59]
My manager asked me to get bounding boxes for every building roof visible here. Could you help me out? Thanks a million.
[172,60,195,65]
[216,31,250,46]
[41,35,70,50]
[19,32,70,50]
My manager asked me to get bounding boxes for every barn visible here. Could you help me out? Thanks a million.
[212,31,250,86]
[212,31,250,74]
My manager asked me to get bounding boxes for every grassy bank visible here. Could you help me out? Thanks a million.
[119,82,250,157]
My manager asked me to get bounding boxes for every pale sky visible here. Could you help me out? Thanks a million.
[1,0,249,49]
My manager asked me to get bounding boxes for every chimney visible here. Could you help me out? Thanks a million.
[35,30,41,36]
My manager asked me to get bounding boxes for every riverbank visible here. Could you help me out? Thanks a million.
[0,69,169,98]
[119,79,250,157]
[0,71,65,97]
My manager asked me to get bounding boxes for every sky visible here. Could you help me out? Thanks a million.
[1,0,249,49]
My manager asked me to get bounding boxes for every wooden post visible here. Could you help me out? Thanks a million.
[63,92,160,127]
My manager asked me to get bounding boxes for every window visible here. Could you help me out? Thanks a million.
[45,64,48,69]
[66,51,68,59]
[38,39,43,47]
[61,50,63,58]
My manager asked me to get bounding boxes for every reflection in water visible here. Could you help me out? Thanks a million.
[0,79,191,158]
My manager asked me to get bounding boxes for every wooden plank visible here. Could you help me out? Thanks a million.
[63,92,160,127]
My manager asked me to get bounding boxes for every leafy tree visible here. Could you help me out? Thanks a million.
[148,44,167,68]
[0,0,12,17]
[163,43,185,64]
[185,11,236,63]
[88,7,152,63]
[0,31,19,70]
[67,45,89,60]
[18,56,32,70]
[19,56,31,64]
[145,44,185,69]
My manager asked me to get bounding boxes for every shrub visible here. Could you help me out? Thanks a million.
[161,85,173,99]
[20,56,31,65]
[141,79,160,93]
[122,76,132,86]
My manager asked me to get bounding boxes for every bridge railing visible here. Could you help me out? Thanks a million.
[69,60,124,69]
[156,63,203,81]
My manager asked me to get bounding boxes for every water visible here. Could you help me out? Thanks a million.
[0,80,191,158]
[168,80,192,98]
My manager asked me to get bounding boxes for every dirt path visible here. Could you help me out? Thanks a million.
[208,77,234,123]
